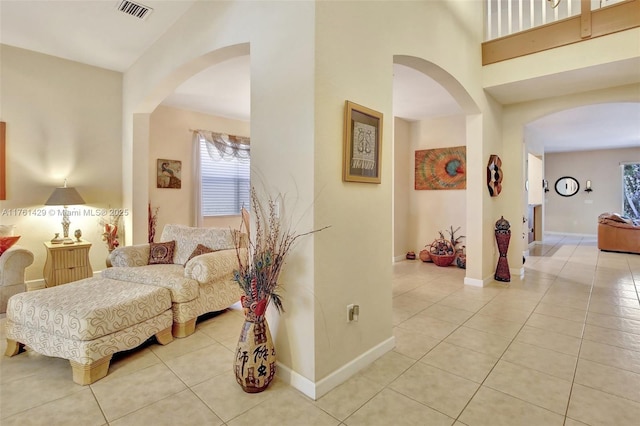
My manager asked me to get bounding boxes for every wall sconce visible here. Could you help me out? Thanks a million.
[585,180,593,193]
[543,179,549,193]
[45,179,86,244]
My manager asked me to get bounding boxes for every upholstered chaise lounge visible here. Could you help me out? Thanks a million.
[103,225,247,337]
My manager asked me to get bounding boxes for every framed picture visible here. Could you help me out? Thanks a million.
[343,101,383,183]
[157,159,182,189]
[0,122,5,200]
[415,146,466,190]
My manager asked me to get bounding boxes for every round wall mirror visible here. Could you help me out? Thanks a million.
[555,176,580,197]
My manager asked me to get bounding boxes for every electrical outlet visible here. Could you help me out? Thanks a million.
[347,304,359,322]
[347,304,354,322]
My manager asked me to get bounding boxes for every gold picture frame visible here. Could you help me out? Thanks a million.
[1,121,5,200]
[343,101,383,184]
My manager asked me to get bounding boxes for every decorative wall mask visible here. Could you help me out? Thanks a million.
[415,146,466,190]
[487,154,503,197]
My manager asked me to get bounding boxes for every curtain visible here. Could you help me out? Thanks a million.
[192,130,251,225]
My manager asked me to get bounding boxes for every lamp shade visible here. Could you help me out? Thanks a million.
[45,187,86,206]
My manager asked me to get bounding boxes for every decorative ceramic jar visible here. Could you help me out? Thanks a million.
[234,297,276,393]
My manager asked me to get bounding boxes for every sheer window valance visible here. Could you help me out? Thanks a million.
[196,130,250,160]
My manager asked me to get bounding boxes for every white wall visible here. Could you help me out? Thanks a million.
[545,147,640,235]
[0,45,122,281]
[394,118,411,260]
[149,105,250,235]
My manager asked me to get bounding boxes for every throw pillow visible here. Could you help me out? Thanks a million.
[149,240,176,265]
[0,236,21,257]
[185,244,217,265]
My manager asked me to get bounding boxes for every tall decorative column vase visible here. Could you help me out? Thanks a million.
[234,299,276,393]
[494,216,511,282]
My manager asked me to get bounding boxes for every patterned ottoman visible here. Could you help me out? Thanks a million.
[4,277,173,385]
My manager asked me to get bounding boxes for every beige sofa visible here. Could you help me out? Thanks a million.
[0,245,34,313]
[103,225,247,337]
[597,213,640,254]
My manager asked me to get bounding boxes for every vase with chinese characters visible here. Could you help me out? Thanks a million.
[494,216,511,282]
[234,298,276,393]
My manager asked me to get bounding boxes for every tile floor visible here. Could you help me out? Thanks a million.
[1,235,639,425]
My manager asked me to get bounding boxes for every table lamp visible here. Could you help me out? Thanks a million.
[45,179,86,244]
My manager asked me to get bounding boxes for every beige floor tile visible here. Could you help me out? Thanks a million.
[392,326,441,360]
[0,354,84,419]
[150,327,219,362]
[437,293,490,313]
[590,294,640,308]
[463,314,523,339]
[91,363,186,422]
[192,373,283,422]
[402,284,453,303]
[396,312,460,340]
[502,342,577,381]
[564,418,590,426]
[540,293,590,310]
[0,387,105,426]
[567,383,640,426]
[444,326,512,358]
[421,303,476,325]
[476,304,531,324]
[525,313,584,338]
[579,339,640,374]
[484,360,572,414]
[389,362,479,418]
[344,388,455,426]
[586,311,640,335]
[356,350,415,387]
[534,302,587,322]
[514,325,581,356]
[588,302,640,320]
[419,342,498,383]
[574,358,640,403]
[583,324,640,352]
[164,341,234,387]
[314,374,384,420]
[109,389,223,426]
[392,293,434,325]
[227,386,340,426]
[459,386,564,426]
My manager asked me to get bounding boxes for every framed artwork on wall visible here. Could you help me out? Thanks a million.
[1,122,5,200]
[415,146,466,190]
[157,159,182,189]
[343,101,383,184]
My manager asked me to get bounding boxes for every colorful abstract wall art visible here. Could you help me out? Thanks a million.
[415,146,466,190]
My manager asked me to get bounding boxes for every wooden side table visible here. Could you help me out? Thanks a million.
[43,241,93,287]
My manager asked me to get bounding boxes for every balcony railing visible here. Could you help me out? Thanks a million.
[483,0,640,64]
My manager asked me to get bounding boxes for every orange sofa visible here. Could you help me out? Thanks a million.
[597,213,640,254]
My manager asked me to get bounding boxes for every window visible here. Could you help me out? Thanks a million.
[622,162,640,220]
[200,138,250,216]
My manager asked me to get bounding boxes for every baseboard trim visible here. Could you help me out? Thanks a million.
[545,231,597,238]
[276,336,396,400]
[464,276,493,287]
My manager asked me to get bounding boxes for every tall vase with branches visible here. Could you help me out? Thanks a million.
[232,187,328,393]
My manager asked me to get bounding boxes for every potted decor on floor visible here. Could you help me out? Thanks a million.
[232,188,328,393]
[428,226,465,267]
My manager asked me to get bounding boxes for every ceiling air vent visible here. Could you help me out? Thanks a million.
[117,0,153,20]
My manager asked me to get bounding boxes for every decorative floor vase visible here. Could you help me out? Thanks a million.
[494,216,511,282]
[234,314,276,393]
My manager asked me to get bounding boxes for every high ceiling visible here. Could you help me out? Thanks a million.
[1,0,638,153]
